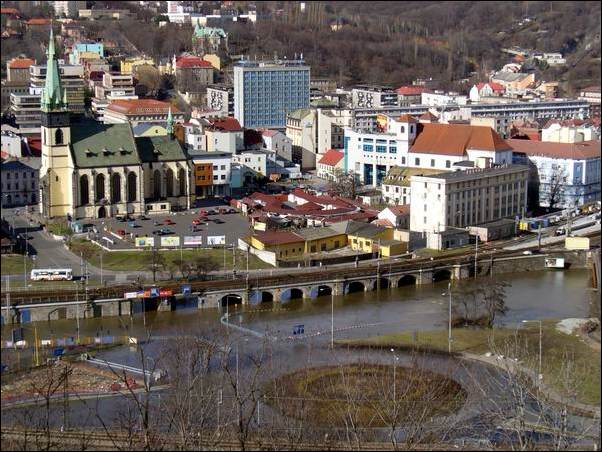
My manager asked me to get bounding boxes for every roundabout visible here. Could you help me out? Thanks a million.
[264,363,467,428]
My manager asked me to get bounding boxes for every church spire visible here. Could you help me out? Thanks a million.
[41,26,66,112]
[166,106,174,138]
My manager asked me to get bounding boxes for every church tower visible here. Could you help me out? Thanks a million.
[39,27,74,219]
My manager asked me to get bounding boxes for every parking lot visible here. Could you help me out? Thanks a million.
[82,207,253,250]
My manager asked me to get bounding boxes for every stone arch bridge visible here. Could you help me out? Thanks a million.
[207,263,470,308]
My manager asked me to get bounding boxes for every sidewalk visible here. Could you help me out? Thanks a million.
[462,352,601,418]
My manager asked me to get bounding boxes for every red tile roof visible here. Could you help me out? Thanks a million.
[372,218,394,228]
[477,82,505,93]
[175,57,213,69]
[106,99,181,116]
[8,58,35,69]
[410,123,510,156]
[253,231,304,246]
[507,139,601,160]
[398,114,417,123]
[418,111,438,122]
[396,86,430,96]
[261,129,280,138]
[386,204,410,215]
[210,117,242,132]
[318,149,344,167]
[1,8,20,15]
[26,18,51,25]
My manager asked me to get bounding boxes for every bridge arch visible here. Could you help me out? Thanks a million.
[432,269,452,283]
[249,291,274,305]
[372,277,390,290]
[310,284,333,299]
[345,281,365,294]
[281,288,304,303]
[398,274,417,287]
[221,294,243,307]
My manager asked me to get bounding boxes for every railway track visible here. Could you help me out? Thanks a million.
[0,245,571,305]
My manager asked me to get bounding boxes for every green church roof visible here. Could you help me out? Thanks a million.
[135,136,188,163]
[70,121,140,168]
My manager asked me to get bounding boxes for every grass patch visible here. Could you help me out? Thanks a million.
[46,221,73,237]
[340,323,601,406]
[264,364,466,428]
[69,239,273,272]
[1,255,32,276]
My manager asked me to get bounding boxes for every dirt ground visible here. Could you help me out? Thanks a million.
[1,360,137,402]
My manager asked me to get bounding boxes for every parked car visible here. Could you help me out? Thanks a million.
[214,219,225,224]
[164,218,175,225]
[207,209,217,215]
[160,227,173,235]
[137,215,150,221]
[115,215,126,222]
[116,229,126,236]
[128,221,137,228]
[152,229,162,235]
[192,219,203,226]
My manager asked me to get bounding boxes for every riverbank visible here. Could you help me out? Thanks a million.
[338,321,601,406]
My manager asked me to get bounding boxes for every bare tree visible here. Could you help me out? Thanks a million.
[546,165,568,212]
[328,169,358,200]
[453,278,510,328]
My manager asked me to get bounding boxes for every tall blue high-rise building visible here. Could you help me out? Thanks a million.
[234,59,310,129]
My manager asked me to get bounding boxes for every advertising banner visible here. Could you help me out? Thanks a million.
[135,237,155,247]
[184,236,203,246]
[124,292,138,299]
[207,235,226,245]
[161,236,180,247]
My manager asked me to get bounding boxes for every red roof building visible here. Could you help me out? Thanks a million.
[396,86,431,96]
[507,139,601,160]
[318,149,344,167]
[175,57,213,69]
[104,99,184,125]
[8,58,35,69]
[410,123,511,156]
[26,18,51,27]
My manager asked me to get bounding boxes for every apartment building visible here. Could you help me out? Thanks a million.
[410,163,528,249]
[351,85,399,108]
[233,59,310,129]
[191,152,231,198]
[91,72,138,120]
[10,62,85,135]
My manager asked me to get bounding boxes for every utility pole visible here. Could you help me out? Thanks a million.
[474,235,479,279]
[448,282,452,354]
[5,277,10,326]
[330,291,334,349]
[537,223,542,251]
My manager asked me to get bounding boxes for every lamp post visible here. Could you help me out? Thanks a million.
[442,282,452,353]
[390,348,399,402]
[522,319,543,384]
[331,290,334,349]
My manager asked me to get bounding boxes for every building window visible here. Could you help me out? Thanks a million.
[431,159,435,167]
[55,128,64,145]
[415,158,420,166]
[446,160,451,168]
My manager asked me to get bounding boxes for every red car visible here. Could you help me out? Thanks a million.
[116,229,126,236]
[192,219,202,226]
[199,210,209,217]
[163,218,175,225]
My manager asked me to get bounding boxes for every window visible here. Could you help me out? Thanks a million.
[213,165,218,170]
[423,216,427,224]
[213,175,218,180]
[431,159,435,167]
[221,175,226,180]
[221,165,226,170]
[401,157,406,165]
[363,144,373,152]
[376,145,387,153]
[389,147,397,154]
[415,158,420,166]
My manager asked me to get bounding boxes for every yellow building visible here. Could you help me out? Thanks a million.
[295,227,347,253]
[250,231,305,259]
[378,240,408,257]
[330,221,394,253]
[203,54,221,70]
[120,57,155,75]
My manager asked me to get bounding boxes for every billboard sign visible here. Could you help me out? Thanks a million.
[161,236,180,247]
[135,237,155,247]
[207,235,226,245]
[184,236,203,246]
[124,292,139,299]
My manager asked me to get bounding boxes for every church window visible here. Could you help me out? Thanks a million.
[178,168,186,195]
[80,175,89,205]
[127,172,137,202]
[111,173,122,203]
[166,168,174,197]
[95,174,105,201]
[55,129,63,145]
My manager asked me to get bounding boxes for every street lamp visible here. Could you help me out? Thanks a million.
[521,319,543,384]
[442,282,453,353]
[390,348,399,402]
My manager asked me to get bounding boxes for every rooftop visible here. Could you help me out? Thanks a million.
[106,99,182,116]
[8,58,35,69]
[410,123,511,156]
[318,149,344,167]
[252,230,304,246]
[412,164,529,182]
[507,139,601,160]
